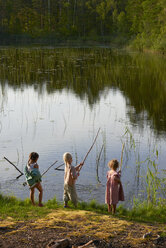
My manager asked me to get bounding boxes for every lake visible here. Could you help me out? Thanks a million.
[0,47,166,206]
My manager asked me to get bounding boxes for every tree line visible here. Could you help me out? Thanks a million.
[0,0,166,51]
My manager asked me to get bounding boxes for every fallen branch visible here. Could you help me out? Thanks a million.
[55,168,64,171]
[54,163,65,171]
[47,238,70,248]
[77,240,99,248]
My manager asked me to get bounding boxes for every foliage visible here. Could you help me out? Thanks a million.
[46,196,60,209]
[0,0,166,51]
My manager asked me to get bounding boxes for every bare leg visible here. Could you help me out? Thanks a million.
[112,204,116,214]
[35,183,43,206]
[63,186,70,208]
[108,204,111,212]
[30,187,35,205]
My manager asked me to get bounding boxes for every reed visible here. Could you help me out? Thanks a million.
[123,127,166,208]
[96,144,104,183]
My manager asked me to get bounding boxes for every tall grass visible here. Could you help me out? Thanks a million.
[121,127,166,223]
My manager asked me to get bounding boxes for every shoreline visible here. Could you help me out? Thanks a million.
[0,194,165,224]
[0,196,165,248]
[0,41,165,56]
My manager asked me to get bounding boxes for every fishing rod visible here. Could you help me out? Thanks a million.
[23,160,58,187]
[4,157,24,179]
[78,127,101,171]
[54,128,101,173]
[41,160,58,176]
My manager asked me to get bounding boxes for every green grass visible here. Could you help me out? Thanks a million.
[53,197,166,224]
[117,201,166,224]
[0,194,50,220]
[0,194,166,224]
[78,199,108,213]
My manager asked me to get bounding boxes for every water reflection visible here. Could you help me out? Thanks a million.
[1,48,166,133]
[0,47,166,205]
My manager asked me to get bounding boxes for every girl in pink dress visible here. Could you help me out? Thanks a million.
[105,159,124,214]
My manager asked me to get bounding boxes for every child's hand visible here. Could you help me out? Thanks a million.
[76,162,84,172]
[77,172,80,176]
[78,163,83,170]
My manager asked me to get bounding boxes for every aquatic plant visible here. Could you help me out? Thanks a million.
[122,127,166,207]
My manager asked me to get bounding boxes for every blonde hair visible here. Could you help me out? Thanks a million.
[108,159,119,170]
[63,152,72,164]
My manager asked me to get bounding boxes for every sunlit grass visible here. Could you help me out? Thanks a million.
[0,194,50,220]
[117,200,166,224]
[0,194,166,224]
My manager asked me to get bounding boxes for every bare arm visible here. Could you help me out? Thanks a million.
[34,163,39,169]
[118,170,121,177]
[70,167,78,179]
[75,162,84,171]
[114,175,121,184]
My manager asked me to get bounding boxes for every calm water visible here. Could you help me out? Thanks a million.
[0,47,166,206]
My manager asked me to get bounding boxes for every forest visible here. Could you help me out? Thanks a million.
[0,0,166,51]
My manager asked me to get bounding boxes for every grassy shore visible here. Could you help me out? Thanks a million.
[0,194,165,248]
[0,194,165,224]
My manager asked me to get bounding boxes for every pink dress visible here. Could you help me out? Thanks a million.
[105,171,124,205]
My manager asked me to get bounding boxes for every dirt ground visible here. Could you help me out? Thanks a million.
[0,209,165,248]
